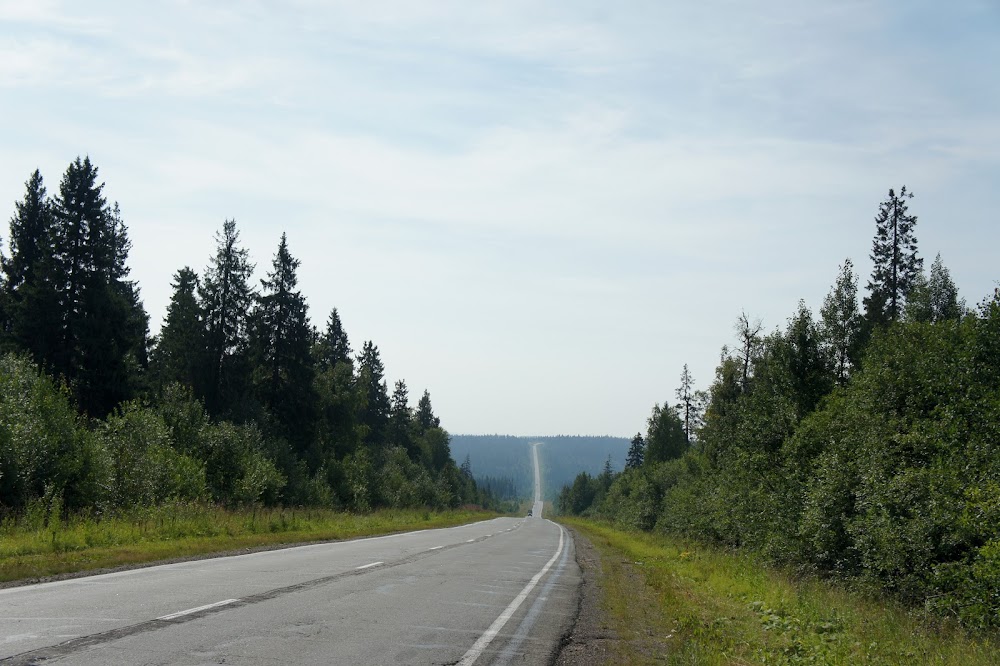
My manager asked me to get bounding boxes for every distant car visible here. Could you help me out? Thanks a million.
[527,509,532,516]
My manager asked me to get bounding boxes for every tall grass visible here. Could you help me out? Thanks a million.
[0,503,495,583]
[561,517,997,666]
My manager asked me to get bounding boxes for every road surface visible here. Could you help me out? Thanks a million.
[0,446,578,665]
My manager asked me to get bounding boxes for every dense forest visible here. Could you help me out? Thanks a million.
[560,186,1000,630]
[0,157,497,518]
[450,434,629,501]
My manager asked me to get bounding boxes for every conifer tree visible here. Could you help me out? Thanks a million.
[674,364,701,443]
[356,340,390,446]
[250,233,315,449]
[864,186,922,326]
[415,389,440,434]
[626,433,645,469]
[316,308,351,370]
[150,267,204,391]
[645,404,687,463]
[200,219,255,416]
[3,169,57,356]
[819,259,861,383]
[26,157,149,416]
[388,379,416,457]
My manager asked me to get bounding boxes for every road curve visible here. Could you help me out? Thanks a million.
[0,450,578,665]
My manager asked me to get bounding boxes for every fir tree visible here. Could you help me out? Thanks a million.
[415,389,440,434]
[864,186,922,326]
[3,169,52,296]
[645,404,688,463]
[150,267,204,391]
[316,308,351,370]
[388,379,416,457]
[674,364,701,443]
[626,433,645,469]
[250,233,316,450]
[356,340,390,446]
[200,219,255,416]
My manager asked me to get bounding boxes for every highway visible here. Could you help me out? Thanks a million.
[0,445,579,665]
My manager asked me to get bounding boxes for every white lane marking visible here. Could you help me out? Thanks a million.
[466,539,476,543]
[158,599,238,621]
[356,561,384,570]
[457,524,565,666]
[427,546,443,551]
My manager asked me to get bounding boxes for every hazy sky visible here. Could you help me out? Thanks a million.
[2,1,998,436]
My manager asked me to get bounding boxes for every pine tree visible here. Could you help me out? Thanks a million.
[250,233,316,449]
[415,389,440,434]
[316,308,351,370]
[674,364,701,443]
[3,169,57,356]
[820,259,862,383]
[388,379,416,456]
[26,157,148,416]
[356,340,390,446]
[3,169,52,296]
[626,433,645,469]
[864,186,922,326]
[200,219,255,416]
[150,267,204,391]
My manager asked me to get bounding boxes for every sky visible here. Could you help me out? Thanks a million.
[1,1,998,437]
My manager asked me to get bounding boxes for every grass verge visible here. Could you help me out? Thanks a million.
[0,504,496,584]
[558,517,997,665]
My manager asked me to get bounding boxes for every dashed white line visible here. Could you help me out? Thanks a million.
[427,546,443,551]
[466,539,475,543]
[157,599,239,621]
[356,561,384,570]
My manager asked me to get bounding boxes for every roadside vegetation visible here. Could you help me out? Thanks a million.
[559,187,1000,633]
[562,518,996,666]
[0,159,512,582]
[0,504,492,584]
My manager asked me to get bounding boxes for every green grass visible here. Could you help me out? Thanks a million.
[0,503,496,584]
[559,517,998,665]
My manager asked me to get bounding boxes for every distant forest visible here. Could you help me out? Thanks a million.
[450,434,629,501]
[560,186,1000,630]
[0,157,500,517]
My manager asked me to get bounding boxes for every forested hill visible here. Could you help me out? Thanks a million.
[450,435,629,500]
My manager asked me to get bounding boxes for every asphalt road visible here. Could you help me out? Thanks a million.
[0,448,579,665]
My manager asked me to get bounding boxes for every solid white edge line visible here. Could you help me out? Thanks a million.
[456,523,565,666]
[157,598,239,621]
[356,561,384,570]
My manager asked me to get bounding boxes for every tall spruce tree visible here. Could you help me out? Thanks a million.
[645,404,688,463]
[388,379,416,457]
[356,340,390,446]
[415,389,440,434]
[316,308,351,370]
[626,432,645,469]
[864,186,922,326]
[3,169,56,355]
[200,219,255,416]
[820,259,861,383]
[150,267,204,391]
[29,157,148,416]
[250,233,315,450]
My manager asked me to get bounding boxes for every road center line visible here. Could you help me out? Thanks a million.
[427,546,443,551]
[456,524,566,666]
[355,561,383,570]
[157,599,238,621]
[466,539,475,543]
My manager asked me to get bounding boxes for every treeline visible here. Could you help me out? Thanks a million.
[0,157,496,517]
[560,187,1000,630]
